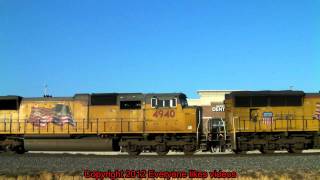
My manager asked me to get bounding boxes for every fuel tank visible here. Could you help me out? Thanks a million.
[24,137,114,151]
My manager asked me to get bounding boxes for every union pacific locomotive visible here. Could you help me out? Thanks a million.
[225,90,320,153]
[0,93,200,155]
[0,90,319,155]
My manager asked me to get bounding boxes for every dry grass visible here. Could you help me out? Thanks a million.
[239,170,320,180]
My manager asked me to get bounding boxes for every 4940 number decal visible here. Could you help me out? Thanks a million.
[152,110,175,118]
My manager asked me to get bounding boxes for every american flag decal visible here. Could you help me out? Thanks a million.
[263,112,273,125]
[28,104,76,127]
[313,103,320,120]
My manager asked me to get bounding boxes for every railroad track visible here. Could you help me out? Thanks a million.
[0,150,320,176]
[2,150,320,158]
[23,149,320,157]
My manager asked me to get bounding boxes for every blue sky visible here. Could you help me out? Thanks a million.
[0,1,318,98]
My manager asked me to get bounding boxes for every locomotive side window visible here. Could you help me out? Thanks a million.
[151,98,157,108]
[180,98,188,108]
[171,98,177,107]
[120,101,141,109]
[152,98,177,108]
[158,100,164,108]
[164,100,170,107]
[150,94,181,108]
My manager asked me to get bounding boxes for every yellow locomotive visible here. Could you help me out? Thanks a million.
[0,93,199,155]
[225,91,320,153]
[2,90,319,155]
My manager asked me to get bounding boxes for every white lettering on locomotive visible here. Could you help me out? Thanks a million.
[212,105,225,112]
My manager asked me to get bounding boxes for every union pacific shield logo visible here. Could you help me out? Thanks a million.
[262,112,273,125]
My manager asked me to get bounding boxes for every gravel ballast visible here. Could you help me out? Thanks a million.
[0,152,319,176]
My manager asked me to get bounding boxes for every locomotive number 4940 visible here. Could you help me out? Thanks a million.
[152,110,175,118]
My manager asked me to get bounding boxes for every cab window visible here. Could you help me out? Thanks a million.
[164,100,170,107]
[158,100,164,108]
[180,98,188,108]
[151,98,157,108]
[151,98,178,108]
[171,98,177,107]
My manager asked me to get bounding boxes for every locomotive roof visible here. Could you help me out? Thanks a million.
[89,92,185,97]
[227,90,305,97]
[22,97,74,101]
[305,93,320,97]
[145,93,186,98]
[0,96,22,100]
[2,93,186,101]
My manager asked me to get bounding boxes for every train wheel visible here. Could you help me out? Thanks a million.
[260,147,274,154]
[2,145,14,154]
[127,145,141,156]
[288,143,303,153]
[233,149,245,154]
[183,145,196,155]
[260,149,274,154]
[288,148,302,153]
[156,144,169,156]
[15,146,25,154]
[128,150,141,156]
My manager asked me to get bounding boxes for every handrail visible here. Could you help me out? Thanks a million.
[0,117,187,134]
[231,117,319,132]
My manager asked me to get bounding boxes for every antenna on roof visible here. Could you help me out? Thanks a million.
[43,84,52,98]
